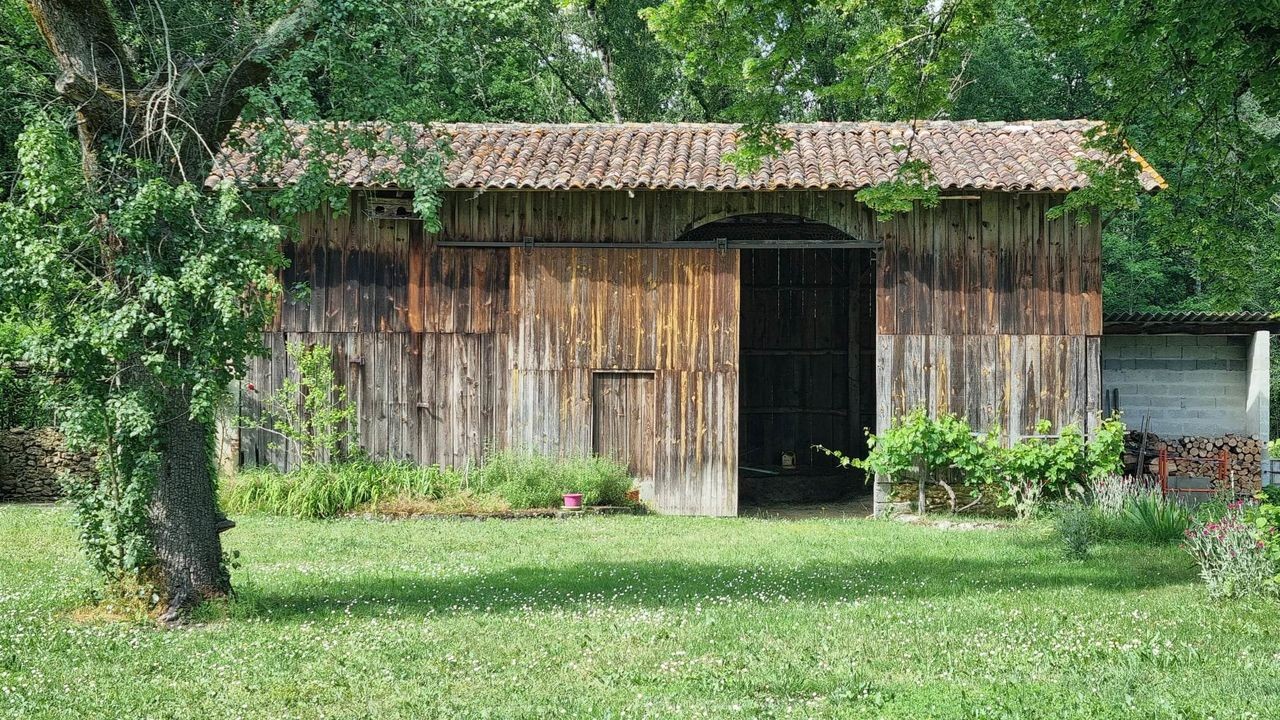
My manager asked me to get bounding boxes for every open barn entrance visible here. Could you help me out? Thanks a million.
[680,214,876,511]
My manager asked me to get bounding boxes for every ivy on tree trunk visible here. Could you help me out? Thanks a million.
[13,0,321,619]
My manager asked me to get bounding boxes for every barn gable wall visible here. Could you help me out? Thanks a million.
[240,189,1103,516]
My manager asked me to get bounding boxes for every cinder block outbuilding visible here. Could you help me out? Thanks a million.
[1102,312,1277,487]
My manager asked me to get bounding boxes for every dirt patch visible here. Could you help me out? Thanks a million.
[738,498,875,520]
[892,513,1008,531]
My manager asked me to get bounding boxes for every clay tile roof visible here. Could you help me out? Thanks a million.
[207,120,1166,193]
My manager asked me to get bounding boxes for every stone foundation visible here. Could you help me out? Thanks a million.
[0,428,95,502]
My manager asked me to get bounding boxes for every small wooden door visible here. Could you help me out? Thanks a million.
[592,372,655,492]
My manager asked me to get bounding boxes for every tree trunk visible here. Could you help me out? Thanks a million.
[26,0,322,620]
[150,389,229,621]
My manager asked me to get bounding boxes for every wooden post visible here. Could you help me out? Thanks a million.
[917,466,927,516]
[1158,445,1169,495]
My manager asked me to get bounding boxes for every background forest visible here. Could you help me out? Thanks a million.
[2,0,1276,314]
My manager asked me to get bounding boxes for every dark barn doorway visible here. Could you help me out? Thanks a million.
[678,214,877,509]
[738,245,875,506]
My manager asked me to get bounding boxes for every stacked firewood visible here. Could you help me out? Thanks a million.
[1122,431,1264,488]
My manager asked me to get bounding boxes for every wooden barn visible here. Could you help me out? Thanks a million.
[213,120,1164,516]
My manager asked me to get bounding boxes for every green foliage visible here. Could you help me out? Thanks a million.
[0,320,47,428]
[996,422,1086,518]
[253,342,357,464]
[643,0,993,169]
[61,454,157,583]
[1032,0,1280,312]
[828,410,1126,518]
[854,159,941,222]
[1053,500,1100,559]
[221,459,465,520]
[1085,415,1125,479]
[827,410,979,480]
[1191,492,1234,526]
[1113,491,1192,544]
[1251,486,1280,578]
[221,450,634,519]
[0,119,284,585]
[470,449,633,509]
[0,0,48,177]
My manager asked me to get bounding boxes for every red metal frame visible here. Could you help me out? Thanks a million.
[1156,443,1232,495]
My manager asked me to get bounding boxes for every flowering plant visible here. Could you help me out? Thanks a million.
[1182,501,1278,600]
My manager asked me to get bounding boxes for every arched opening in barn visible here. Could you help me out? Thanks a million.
[678,213,877,512]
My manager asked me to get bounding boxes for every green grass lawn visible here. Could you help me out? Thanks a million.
[2,505,1278,719]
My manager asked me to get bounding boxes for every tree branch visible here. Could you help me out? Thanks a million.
[194,0,322,151]
[25,0,137,116]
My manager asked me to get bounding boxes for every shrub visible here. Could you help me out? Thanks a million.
[825,410,1127,519]
[248,341,357,464]
[1192,491,1235,524]
[1183,501,1279,600]
[997,422,1088,519]
[471,449,632,508]
[0,320,50,428]
[1054,501,1100,559]
[1250,486,1280,579]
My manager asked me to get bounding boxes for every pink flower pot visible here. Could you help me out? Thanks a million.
[562,493,583,510]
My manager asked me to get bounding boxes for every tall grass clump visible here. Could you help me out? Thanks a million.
[1081,475,1191,544]
[221,458,464,519]
[472,449,632,508]
[1055,475,1194,552]
[1114,490,1192,543]
[221,450,635,518]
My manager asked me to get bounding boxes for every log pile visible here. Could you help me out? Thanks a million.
[1122,431,1264,490]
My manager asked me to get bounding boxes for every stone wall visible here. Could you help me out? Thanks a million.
[0,427,94,502]
[886,477,1004,516]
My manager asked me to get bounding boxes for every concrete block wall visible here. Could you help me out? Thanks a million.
[1101,335,1251,437]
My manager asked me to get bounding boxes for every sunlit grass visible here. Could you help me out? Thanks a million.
[1,504,1277,718]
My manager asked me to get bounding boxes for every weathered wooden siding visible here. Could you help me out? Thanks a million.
[275,195,510,334]
[242,194,511,472]
[873,194,1102,436]
[508,247,738,515]
[241,188,1102,516]
[874,334,1099,437]
[432,189,880,244]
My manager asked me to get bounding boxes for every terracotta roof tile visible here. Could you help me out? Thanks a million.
[208,120,1165,193]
